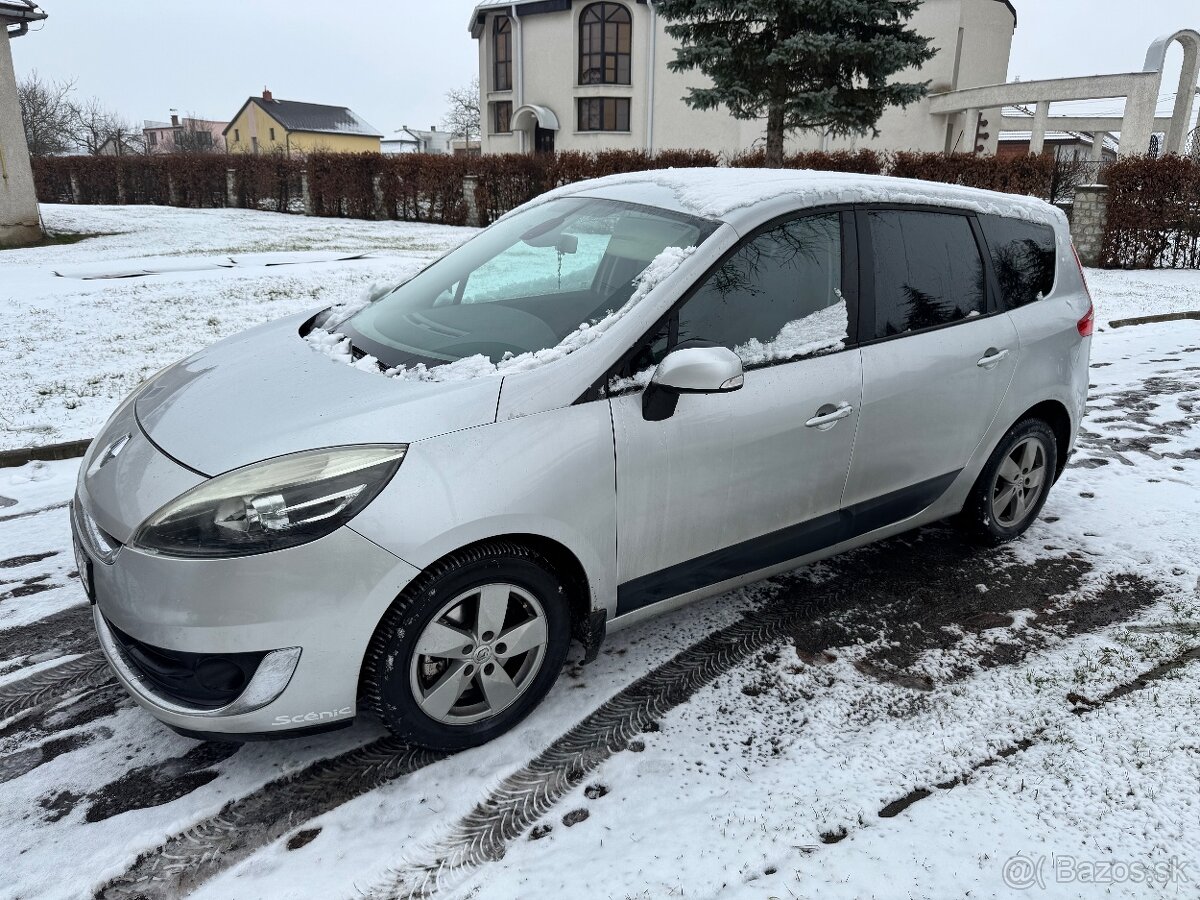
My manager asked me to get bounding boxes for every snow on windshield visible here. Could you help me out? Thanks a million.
[305,245,698,383]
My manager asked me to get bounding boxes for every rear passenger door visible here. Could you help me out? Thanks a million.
[841,207,1020,512]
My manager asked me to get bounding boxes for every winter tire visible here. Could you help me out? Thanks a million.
[362,541,572,751]
[959,418,1057,546]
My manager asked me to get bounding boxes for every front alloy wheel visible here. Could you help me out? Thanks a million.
[410,584,549,725]
[363,542,571,750]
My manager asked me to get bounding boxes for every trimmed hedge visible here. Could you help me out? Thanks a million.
[32,149,1194,268]
[29,148,1072,225]
[1100,155,1200,269]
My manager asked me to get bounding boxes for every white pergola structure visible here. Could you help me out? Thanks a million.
[929,29,1200,158]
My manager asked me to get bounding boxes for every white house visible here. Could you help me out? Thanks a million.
[0,0,46,247]
[469,0,1017,156]
[382,125,454,155]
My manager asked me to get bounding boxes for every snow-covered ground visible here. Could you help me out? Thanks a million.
[0,206,1198,900]
[0,205,474,450]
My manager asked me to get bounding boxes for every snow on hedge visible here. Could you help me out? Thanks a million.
[305,245,698,383]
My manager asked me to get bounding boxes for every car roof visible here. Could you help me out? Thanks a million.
[521,168,1066,234]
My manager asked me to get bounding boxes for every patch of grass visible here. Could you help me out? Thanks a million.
[3,230,115,250]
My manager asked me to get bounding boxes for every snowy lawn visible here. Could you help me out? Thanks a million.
[0,205,1198,900]
[0,205,475,450]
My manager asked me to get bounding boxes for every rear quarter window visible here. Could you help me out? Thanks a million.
[979,215,1057,310]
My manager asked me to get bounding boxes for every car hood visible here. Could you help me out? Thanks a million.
[135,313,502,476]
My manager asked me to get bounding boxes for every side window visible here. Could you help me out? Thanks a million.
[675,214,847,366]
[867,210,986,339]
[978,214,1057,310]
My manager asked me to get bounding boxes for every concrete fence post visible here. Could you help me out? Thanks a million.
[226,168,238,208]
[68,171,81,204]
[372,174,386,219]
[1070,185,1108,268]
[462,174,481,228]
[167,173,180,207]
[301,171,314,216]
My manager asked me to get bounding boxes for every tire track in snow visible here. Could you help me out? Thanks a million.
[359,566,1161,900]
[94,740,444,900]
[0,652,112,727]
[0,603,94,667]
[361,581,841,900]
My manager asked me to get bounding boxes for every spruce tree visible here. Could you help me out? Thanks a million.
[654,0,937,167]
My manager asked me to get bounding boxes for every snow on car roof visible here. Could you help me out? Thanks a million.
[515,168,1066,231]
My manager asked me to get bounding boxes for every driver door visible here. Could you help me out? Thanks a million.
[610,212,864,617]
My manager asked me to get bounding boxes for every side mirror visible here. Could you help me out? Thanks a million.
[642,346,744,421]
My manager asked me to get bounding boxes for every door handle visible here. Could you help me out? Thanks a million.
[806,402,854,430]
[977,348,1010,370]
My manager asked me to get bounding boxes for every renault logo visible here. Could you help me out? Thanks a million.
[94,433,131,471]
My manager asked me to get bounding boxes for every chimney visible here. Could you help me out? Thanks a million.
[263,87,273,101]
[430,125,437,132]
[170,113,179,127]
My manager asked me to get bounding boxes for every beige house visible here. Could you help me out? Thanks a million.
[224,90,382,156]
[0,0,46,247]
[469,0,1016,156]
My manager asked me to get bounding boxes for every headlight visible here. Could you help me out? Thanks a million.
[131,445,406,559]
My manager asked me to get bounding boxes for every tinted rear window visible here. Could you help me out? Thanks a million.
[979,215,1057,309]
[868,210,987,339]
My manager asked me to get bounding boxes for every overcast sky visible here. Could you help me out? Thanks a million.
[9,0,1200,136]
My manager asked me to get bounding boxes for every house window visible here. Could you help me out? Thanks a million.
[492,101,513,134]
[578,97,630,132]
[234,128,240,142]
[269,127,276,141]
[493,15,513,92]
[148,131,158,146]
[579,3,631,85]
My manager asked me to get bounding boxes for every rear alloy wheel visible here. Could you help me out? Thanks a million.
[991,437,1049,528]
[960,418,1058,546]
[363,542,571,750]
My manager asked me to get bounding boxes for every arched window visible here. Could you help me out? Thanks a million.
[493,16,513,92]
[579,3,632,85]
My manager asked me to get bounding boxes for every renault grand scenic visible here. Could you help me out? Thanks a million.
[73,170,1093,749]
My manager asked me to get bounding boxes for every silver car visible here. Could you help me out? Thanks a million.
[73,170,1093,749]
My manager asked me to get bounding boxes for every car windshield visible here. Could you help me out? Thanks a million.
[342,198,717,370]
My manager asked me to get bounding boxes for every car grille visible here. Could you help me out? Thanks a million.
[104,617,268,710]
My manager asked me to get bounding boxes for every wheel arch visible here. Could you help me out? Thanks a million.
[1016,399,1073,478]
[358,533,595,693]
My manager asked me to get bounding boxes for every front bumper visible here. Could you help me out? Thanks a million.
[77,497,422,738]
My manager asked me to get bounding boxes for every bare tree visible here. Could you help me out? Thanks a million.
[17,70,79,156]
[73,96,138,155]
[443,78,481,147]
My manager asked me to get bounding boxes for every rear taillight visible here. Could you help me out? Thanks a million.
[1077,304,1095,337]
[1071,243,1095,337]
